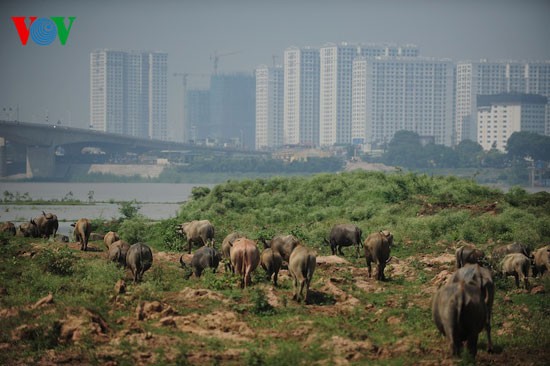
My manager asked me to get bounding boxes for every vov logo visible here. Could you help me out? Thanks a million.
[11,16,76,46]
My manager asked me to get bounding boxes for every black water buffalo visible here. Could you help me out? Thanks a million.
[327,224,362,257]
[265,234,300,262]
[450,263,494,353]
[126,242,153,283]
[432,281,486,358]
[180,245,221,278]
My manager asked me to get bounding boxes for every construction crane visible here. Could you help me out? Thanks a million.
[210,50,242,74]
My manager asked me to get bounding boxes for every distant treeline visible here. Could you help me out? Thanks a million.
[376,131,550,185]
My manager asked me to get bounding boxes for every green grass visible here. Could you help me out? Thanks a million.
[1,172,550,365]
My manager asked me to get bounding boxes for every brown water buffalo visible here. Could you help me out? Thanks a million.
[230,238,260,288]
[501,253,531,289]
[103,231,120,250]
[126,242,153,283]
[71,218,92,251]
[0,221,16,236]
[265,234,300,262]
[450,263,494,353]
[176,220,215,254]
[180,246,221,278]
[260,248,283,286]
[456,245,485,269]
[364,230,393,281]
[288,245,316,303]
[432,281,486,357]
[533,245,550,277]
[18,220,40,237]
[221,232,242,273]
[108,240,130,267]
[327,224,362,257]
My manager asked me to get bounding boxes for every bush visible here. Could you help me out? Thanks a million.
[118,217,149,244]
[36,247,77,276]
[118,200,142,220]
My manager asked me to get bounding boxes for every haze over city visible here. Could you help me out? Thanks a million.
[1,0,549,136]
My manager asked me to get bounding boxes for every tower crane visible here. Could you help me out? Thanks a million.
[210,50,242,74]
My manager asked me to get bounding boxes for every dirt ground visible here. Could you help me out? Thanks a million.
[3,241,549,366]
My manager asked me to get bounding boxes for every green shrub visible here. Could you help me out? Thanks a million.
[36,247,77,276]
[118,217,149,244]
[118,200,142,220]
[250,288,275,315]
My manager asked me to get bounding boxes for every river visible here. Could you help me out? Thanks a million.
[0,182,214,237]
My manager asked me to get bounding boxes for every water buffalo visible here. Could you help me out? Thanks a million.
[432,281,486,357]
[288,245,316,303]
[176,220,215,254]
[450,263,494,353]
[264,234,300,262]
[0,221,16,236]
[18,220,40,237]
[221,232,242,273]
[260,248,283,286]
[364,230,393,281]
[71,218,92,251]
[180,245,221,278]
[501,253,531,289]
[533,245,550,277]
[491,242,531,265]
[108,240,130,267]
[31,211,58,239]
[327,224,362,257]
[103,231,120,250]
[230,238,260,288]
[456,245,485,269]
[126,242,153,283]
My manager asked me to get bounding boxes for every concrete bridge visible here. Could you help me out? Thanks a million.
[0,120,266,178]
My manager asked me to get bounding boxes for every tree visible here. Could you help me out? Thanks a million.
[455,140,483,167]
[383,130,424,168]
[507,131,550,162]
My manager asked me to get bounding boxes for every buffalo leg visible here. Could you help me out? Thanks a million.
[513,273,520,288]
[466,334,479,357]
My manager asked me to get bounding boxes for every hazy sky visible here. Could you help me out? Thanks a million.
[1,0,549,134]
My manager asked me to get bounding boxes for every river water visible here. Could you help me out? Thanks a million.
[0,182,213,237]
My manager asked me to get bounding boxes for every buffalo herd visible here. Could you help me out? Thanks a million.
[2,214,549,360]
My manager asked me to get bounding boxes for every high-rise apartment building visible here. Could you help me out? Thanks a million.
[319,42,359,146]
[477,93,547,152]
[186,89,210,143]
[455,60,550,144]
[90,49,167,140]
[318,43,421,147]
[209,73,256,148]
[352,57,454,147]
[283,47,320,146]
[256,65,283,150]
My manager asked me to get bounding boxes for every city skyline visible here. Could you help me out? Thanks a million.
[1,0,549,136]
